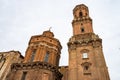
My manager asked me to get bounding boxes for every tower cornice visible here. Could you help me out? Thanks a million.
[67,33,102,49]
[72,17,92,25]
[11,61,63,79]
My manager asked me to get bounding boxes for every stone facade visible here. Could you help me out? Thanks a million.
[0,51,24,80]
[1,4,110,80]
[8,62,62,80]
[67,4,110,80]
[59,66,68,80]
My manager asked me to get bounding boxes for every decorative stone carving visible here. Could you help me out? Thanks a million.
[11,61,63,79]
[68,33,102,49]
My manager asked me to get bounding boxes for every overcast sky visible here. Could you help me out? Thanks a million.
[0,0,120,80]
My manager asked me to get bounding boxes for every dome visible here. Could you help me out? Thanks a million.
[42,30,54,37]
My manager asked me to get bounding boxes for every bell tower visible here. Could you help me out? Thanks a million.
[72,4,93,35]
[7,30,62,80]
[68,4,110,80]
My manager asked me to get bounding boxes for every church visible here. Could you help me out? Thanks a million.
[0,4,110,80]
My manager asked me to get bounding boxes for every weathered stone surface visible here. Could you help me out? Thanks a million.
[0,51,24,80]
[7,30,62,80]
[59,66,68,80]
[1,3,110,80]
[68,4,110,80]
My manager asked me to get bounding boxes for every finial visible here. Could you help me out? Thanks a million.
[49,27,52,31]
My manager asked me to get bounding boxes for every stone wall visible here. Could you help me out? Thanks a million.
[0,51,24,80]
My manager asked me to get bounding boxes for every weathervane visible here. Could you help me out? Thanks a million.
[49,27,52,31]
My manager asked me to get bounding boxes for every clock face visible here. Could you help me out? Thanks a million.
[82,53,88,58]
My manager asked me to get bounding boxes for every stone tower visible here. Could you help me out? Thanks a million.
[67,4,110,80]
[7,30,62,80]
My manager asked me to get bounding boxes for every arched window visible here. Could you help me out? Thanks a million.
[81,62,91,75]
[21,72,27,80]
[81,27,85,33]
[79,12,83,17]
[30,50,36,62]
[44,52,49,62]
[84,65,89,70]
